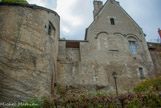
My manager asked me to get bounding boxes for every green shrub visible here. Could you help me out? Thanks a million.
[134,76,161,92]
[152,76,161,91]
[2,0,28,4]
[127,99,141,108]
[127,92,161,108]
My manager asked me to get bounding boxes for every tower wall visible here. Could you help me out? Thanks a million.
[0,3,60,102]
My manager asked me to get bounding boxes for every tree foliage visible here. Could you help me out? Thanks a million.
[2,0,28,4]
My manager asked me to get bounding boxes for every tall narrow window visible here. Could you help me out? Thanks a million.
[129,41,137,54]
[110,18,115,25]
[48,22,56,37]
[139,67,144,78]
[48,24,52,35]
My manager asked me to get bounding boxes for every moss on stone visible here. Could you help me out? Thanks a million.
[2,0,28,4]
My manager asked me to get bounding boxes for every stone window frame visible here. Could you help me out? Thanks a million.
[127,36,138,55]
[110,18,115,25]
[129,41,137,54]
[107,16,116,25]
[138,67,145,79]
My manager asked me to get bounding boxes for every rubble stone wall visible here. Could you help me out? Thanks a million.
[0,3,60,102]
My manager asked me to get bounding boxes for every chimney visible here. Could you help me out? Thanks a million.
[93,0,103,19]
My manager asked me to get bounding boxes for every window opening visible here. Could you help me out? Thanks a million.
[110,18,115,25]
[48,24,52,35]
[129,41,137,54]
[139,67,144,78]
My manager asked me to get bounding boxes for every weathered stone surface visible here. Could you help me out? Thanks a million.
[148,43,161,76]
[0,3,59,102]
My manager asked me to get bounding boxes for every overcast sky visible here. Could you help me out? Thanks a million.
[27,0,161,42]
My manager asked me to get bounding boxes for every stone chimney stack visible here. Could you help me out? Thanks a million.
[93,0,103,19]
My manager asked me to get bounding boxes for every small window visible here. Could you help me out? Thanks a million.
[48,22,56,37]
[110,18,115,25]
[129,41,137,54]
[48,24,52,35]
[139,67,145,79]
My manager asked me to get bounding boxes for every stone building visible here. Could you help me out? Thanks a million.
[57,0,154,93]
[0,0,159,102]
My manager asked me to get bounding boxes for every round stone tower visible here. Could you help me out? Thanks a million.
[0,3,60,102]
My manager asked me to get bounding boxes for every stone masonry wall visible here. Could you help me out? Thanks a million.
[0,3,59,102]
[57,0,154,94]
[148,43,161,76]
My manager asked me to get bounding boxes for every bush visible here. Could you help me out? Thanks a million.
[42,93,161,108]
[133,76,161,92]
[152,76,161,91]
[9,92,161,108]
[127,92,161,108]
[2,0,28,4]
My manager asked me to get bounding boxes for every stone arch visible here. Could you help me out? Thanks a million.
[95,32,108,39]
[96,32,108,49]
[127,36,137,42]
[126,34,142,42]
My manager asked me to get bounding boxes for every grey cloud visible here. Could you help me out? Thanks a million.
[60,0,94,40]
